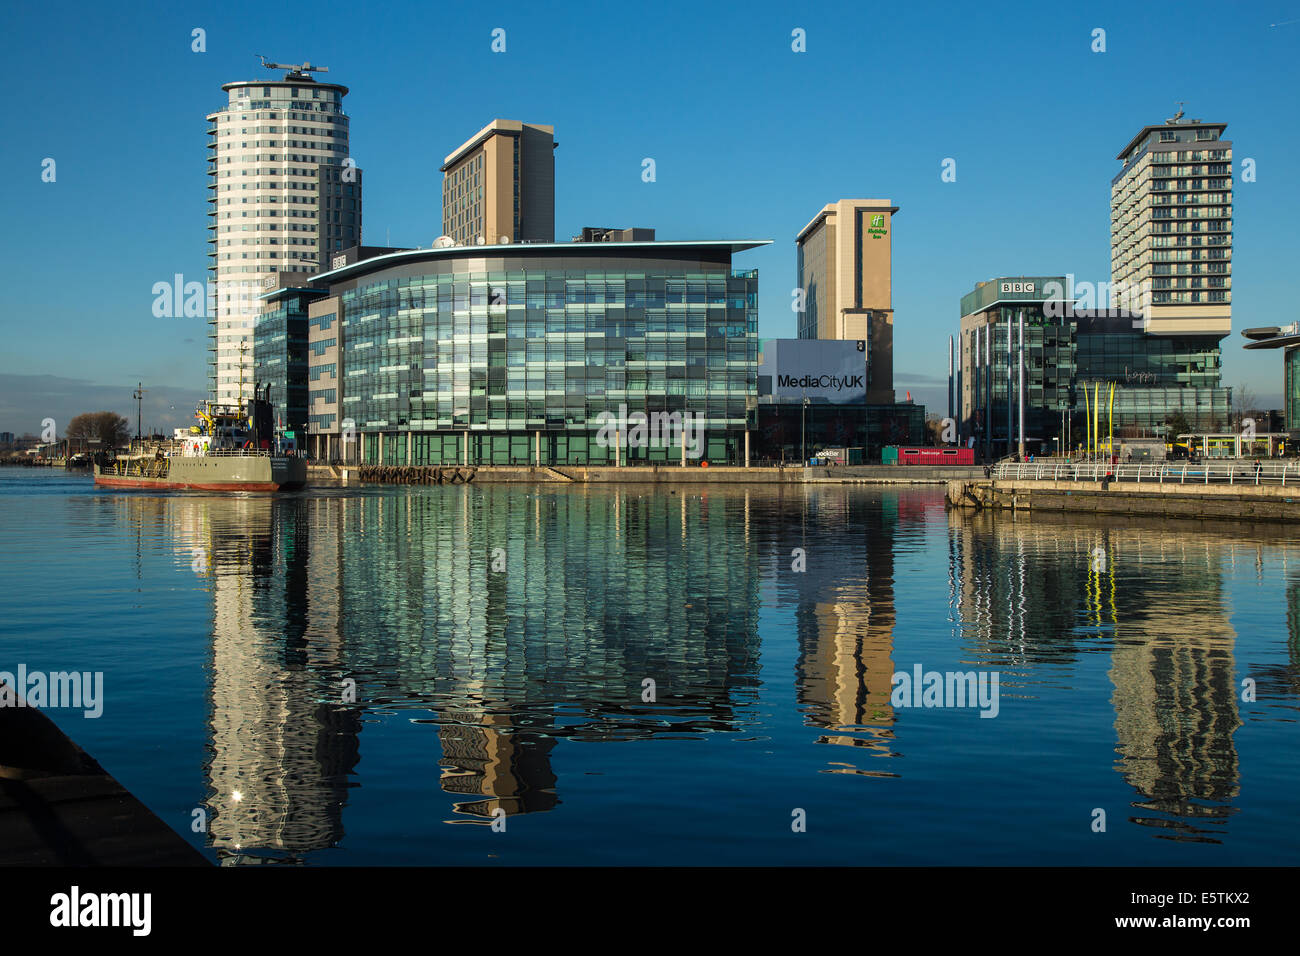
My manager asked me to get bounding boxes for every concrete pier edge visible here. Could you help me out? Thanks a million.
[308,463,986,486]
[0,682,209,866]
[946,477,1300,523]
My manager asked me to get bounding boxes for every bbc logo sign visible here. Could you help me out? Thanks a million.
[1000,281,1035,293]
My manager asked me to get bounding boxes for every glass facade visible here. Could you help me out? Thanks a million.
[318,246,761,465]
[1076,326,1222,389]
[959,282,1234,457]
[1075,314,1231,433]
[254,288,321,441]
[1288,348,1300,431]
[754,403,924,464]
[960,296,1076,458]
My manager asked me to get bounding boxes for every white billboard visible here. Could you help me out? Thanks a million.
[758,339,868,404]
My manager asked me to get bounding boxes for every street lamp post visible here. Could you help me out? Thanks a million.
[801,395,810,464]
[133,382,145,445]
[1017,309,1025,461]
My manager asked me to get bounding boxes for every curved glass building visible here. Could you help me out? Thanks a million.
[292,240,767,466]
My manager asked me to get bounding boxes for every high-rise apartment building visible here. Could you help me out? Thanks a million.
[206,62,354,403]
[795,199,897,403]
[1111,111,1232,336]
[440,120,556,246]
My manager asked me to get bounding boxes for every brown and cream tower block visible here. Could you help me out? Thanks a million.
[796,199,897,404]
[1111,110,1232,336]
[440,119,556,246]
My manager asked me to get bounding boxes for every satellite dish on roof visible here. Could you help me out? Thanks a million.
[432,236,455,248]
[498,235,512,244]
[476,236,486,246]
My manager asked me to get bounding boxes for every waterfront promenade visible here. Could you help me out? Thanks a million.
[948,460,1300,522]
[313,462,986,486]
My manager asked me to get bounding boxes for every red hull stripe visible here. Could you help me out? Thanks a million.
[94,476,287,492]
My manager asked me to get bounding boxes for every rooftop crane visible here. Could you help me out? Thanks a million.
[256,55,330,79]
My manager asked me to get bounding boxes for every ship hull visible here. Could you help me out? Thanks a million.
[94,456,306,492]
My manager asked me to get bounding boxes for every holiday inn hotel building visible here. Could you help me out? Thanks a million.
[795,199,897,405]
[293,240,765,465]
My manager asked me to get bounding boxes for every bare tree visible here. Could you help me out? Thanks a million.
[67,412,131,449]
[1233,383,1259,425]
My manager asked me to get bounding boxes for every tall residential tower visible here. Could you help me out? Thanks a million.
[1111,110,1232,335]
[206,60,356,403]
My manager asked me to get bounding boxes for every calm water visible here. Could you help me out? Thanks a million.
[1,467,1297,865]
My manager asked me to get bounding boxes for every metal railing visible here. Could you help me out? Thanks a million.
[175,448,276,458]
[995,460,1300,486]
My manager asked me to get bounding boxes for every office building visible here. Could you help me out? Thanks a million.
[957,277,1075,458]
[440,120,556,246]
[1243,324,1300,434]
[256,247,412,450]
[303,239,765,465]
[207,61,355,403]
[1074,308,1230,435]
[306,295,343,456]
[955,275,1233,458]
[316,164,362,270]
[795,199,897,403]
[254,273,325,446]
[1111,110,1232,336]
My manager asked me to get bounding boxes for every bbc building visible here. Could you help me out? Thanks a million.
[956,276,1232,459]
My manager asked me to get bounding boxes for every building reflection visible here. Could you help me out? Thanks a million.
[435,708,559,817]
[1257,572,1300,701]
[169,486,763,851]
[203,496,360,865]
[783,490,920,769]
[342,487,763,821]
[948,509,1243,842]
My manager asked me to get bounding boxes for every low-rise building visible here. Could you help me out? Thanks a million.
[299,238,767,465]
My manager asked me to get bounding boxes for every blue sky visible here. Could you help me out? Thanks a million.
[1,0,1297,431]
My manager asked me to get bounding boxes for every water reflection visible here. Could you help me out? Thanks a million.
[787,492,905,768]
[194,488,764,860]
[206,497,359,864]
[85,483,1300,862]
[948,510,1252,843]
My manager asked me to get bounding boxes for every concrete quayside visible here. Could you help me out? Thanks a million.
[0,682,207,866]
[311,463,987,486]
[947,459,1300,522]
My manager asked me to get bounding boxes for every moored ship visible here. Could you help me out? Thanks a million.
[93,389,306,492]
